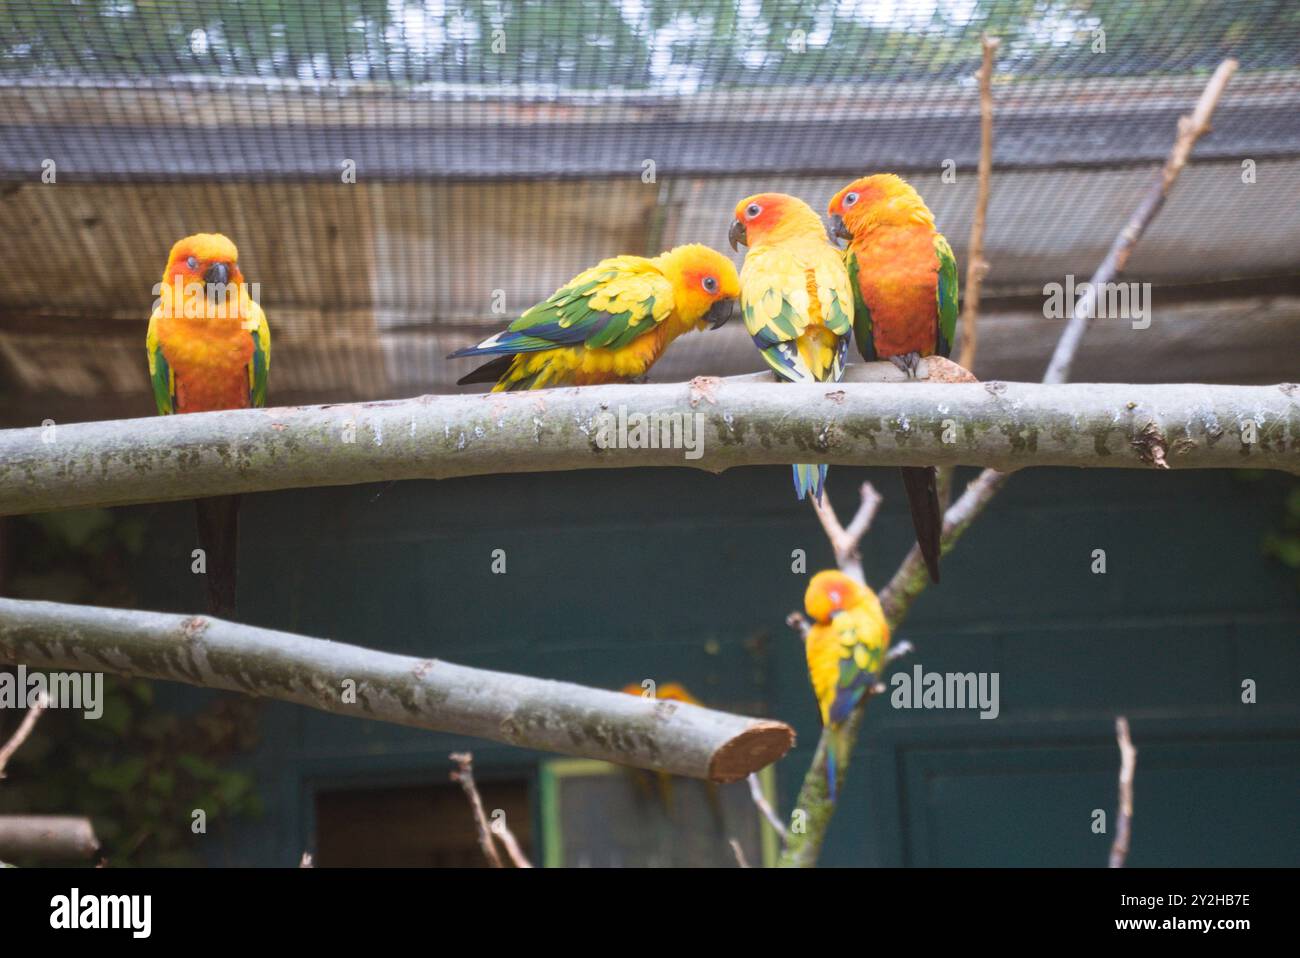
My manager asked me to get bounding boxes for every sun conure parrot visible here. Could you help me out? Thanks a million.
[449,244,739,390]
[619,682,723,827]
[828,173,958,583]
[803,569,891,802]
[146,233,270,619]
[728,193,853,503]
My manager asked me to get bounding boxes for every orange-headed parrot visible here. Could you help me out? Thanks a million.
[146,233,270,618]
[449,244,738,390]
[803,569,891,802]
[828,174,958,583]
[729,193,852,503]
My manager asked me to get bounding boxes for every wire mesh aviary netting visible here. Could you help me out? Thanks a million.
[0,0,1297,415]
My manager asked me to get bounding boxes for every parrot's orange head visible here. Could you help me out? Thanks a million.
[162,233,244,289]
[804,569,870,624]
[828,174,934,242]
[729,192,825,250]
[654,244,740,330]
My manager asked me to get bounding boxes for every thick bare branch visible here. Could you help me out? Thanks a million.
[2,379,1294,516]
[0,598,793,782]
[0,816,100,860]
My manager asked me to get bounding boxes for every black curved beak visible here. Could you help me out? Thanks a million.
[829,213,852,241]
[728,218,747,251]
[204,262,230,286]
[705,297,735,330]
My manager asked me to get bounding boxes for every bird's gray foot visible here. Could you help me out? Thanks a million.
[890,352,923,379]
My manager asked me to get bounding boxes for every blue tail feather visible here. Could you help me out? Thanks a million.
[792,463,828,503]
[826,739,838,803]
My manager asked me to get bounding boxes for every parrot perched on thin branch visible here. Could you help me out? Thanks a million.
[729,193,853,502]
[449,244,739,390]
[828,174,958,583]
[146,233,270,619]
[802,569,891,802]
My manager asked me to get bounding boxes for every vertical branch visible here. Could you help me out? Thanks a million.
[449,751,503,868]
[808,482,883,585]
[1108,717,1137,868]
[957,32,998,373]
[747,772,788,841]
[779,59,1239,868]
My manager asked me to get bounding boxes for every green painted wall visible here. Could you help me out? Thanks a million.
[127,465,1299,867]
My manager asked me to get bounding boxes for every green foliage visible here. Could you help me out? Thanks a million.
[1236,471,1300,590]
[1263,481,1300,586]
[1,0,1293,85]
[0,675,262,867]
[0,510,261,867]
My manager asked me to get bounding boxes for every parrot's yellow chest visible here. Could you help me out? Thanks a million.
[155,313,254,413]
[502,316,697,389]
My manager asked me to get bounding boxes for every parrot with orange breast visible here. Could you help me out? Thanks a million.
[449,244,738,390]
[146,233,270,618]
[729,193,853,503]
[802,569,891,802]
[828,174,958,583]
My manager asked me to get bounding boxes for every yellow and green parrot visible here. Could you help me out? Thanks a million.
[146,233,270,618]
[803,569,891,802]
[828,173,958,583]
[449,244,739,390]
[729,193,853,502]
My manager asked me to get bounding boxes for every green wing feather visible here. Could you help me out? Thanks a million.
[934,234,958,358]
[247,302,271,408]
[506,257,673,352]
[844,248,877,362]
[145,311,175,415]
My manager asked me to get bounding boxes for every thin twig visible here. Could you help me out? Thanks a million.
[0,690,48,780]
[1109,717,1137,868]
[729,838,750,868]
[958,32,998,373]
[747,772,787,841]
[809,482,883,584]
[449,751,503,868]
[491,814,534,869]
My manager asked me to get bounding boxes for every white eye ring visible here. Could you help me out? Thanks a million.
[844,192,859,207]
[702,276,718,292]
[186,256,199,269]
[745,204,761,219]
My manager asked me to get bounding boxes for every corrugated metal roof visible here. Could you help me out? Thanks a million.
[0,0,1296,423]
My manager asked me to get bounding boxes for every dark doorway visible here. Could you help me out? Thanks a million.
[315,780,532,867]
